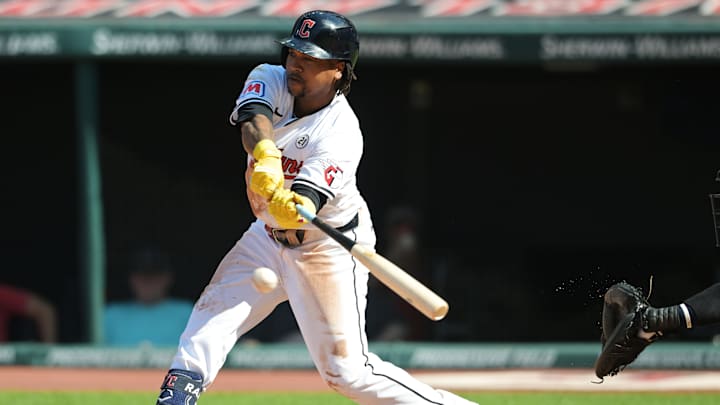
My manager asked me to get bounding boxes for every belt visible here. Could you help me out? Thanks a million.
[265,213,359,248]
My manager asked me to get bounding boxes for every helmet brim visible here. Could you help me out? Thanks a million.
[277,37,335,61]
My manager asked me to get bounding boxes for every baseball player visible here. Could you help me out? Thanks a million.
[155,10,477,405]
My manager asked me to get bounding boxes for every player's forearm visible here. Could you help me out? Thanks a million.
[240,114,275,155]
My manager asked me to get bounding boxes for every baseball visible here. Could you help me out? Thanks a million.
[252,267,279,293]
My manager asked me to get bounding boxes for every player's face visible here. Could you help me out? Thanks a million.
[285,49,343,100]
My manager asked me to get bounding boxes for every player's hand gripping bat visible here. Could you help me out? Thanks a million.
[296,204,449,321]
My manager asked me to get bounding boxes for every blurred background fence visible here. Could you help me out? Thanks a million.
[2,1,719,354]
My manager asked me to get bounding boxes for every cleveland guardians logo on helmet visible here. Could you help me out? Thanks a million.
[296,19,315,39]
[277,10,360,69]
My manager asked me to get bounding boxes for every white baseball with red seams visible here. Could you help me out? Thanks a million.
[168,63,477,404]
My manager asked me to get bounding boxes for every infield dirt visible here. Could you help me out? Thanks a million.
[1,367,719,392]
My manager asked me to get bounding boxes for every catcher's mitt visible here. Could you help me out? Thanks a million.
[594,281,660,380]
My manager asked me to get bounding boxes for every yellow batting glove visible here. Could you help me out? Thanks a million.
[250,139,284,200]
[268,188,316,229]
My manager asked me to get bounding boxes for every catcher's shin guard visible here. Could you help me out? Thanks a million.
[157,369,203,405]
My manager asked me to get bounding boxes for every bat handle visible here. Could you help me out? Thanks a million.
[296,203,355,251]
[296,204,316,221]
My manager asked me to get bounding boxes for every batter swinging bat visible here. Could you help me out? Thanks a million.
[296,204,449,321]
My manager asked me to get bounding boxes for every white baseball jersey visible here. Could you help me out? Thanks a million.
[230,63,363,230]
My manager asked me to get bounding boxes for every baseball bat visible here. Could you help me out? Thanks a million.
[296,204,449,321]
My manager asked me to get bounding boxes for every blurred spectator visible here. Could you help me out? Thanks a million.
[103,248,193,347]
[0,284,57,343]
[367,205,432,341]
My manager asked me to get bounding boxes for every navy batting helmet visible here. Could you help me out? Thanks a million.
[278,10,359,69]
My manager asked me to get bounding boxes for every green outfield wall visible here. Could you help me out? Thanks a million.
[2,342,720,370]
